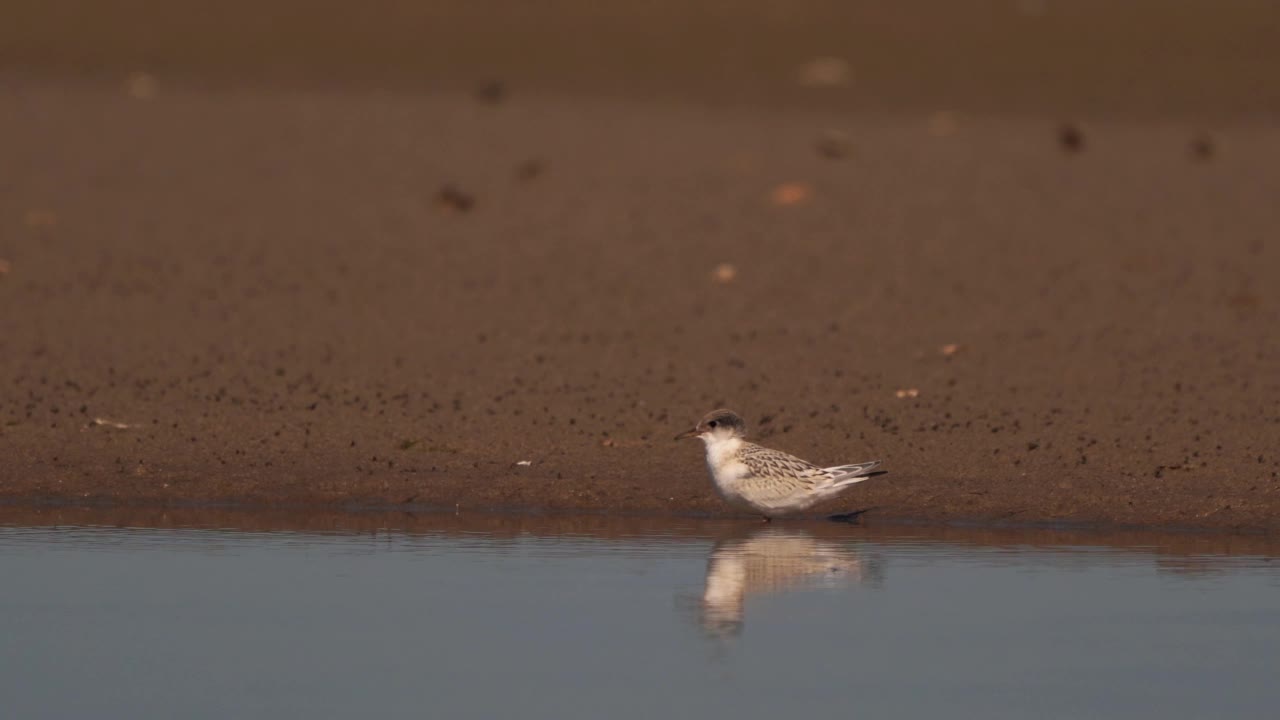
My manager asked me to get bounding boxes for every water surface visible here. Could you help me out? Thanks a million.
[3,509,1278,719]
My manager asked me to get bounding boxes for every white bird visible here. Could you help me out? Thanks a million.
[676,408,885,520]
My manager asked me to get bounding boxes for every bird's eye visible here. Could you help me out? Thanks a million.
[708,421,718,428]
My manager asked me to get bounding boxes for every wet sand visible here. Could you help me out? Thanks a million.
[2,2,1279,531]
[6,506,1279,570]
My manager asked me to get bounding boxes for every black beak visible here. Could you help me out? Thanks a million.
[674,428,700,441]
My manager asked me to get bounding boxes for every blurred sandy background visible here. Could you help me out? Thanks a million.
[5,1,1280,116]
[2,1,1278,529]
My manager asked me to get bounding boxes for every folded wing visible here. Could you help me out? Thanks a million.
[822,460,884,487]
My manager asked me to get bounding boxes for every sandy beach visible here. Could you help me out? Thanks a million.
[2,2,1278,530]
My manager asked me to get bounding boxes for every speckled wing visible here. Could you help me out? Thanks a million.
[736,443,831,487]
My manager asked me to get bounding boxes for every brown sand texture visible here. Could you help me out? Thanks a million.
[2,1,1279,530]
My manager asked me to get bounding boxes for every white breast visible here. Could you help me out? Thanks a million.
[702,436,752,500]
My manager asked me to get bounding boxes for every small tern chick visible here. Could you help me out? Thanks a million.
[676,409,885,520]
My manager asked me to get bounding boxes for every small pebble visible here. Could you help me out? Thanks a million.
[1058,123,1085,153]
[815,130,850,159]
[436,185,476,213]
[515,159,545,182]
[1189,132,1214,162]
[126,72,157,100]
[476,81,506,104]
[770,182,812,207]
[711,263,738,284]
[797,57,851,87]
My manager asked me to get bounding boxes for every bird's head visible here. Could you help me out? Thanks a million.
[675,408,747,443]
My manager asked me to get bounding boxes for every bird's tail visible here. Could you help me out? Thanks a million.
[822,460,886,488]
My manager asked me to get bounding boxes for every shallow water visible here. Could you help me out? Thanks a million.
[2,510,1279,719]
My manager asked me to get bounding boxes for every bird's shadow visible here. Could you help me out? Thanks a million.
[825,506,878,525]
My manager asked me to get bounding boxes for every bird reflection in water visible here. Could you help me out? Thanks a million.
[700,528,883,638]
